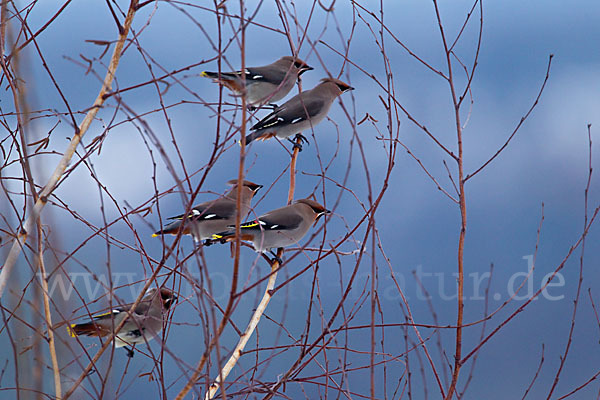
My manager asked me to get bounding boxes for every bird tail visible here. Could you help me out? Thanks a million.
[212,224,256,242]
[68,322,105,337]
[245,130,275,145]
[201,71,238,80]
[200,71,218,79]
[152,220,183,238]
[211,230,233,241]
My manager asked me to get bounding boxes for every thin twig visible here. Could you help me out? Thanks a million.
[465,54,554,182]
[0,0,140,300]
[36,223,62,399]
[204,134,303,399]
[546,124,594,399]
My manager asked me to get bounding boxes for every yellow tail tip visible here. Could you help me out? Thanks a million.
[151,233,159,238]
[200,71,209,77]
[67,324,77,338]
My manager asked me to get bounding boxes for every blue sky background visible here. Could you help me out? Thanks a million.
[1,0,600,398]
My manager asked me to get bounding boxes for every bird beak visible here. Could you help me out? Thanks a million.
[164,295,177,309]
[313,210,330,226]
[299,66,313,75]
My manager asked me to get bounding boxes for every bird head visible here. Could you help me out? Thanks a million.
[296,198,331,226]
[280,56,313,75]
[321,77,354,94]
[158,288,177,310]
[227,179,263,198]
[294,58,313,75]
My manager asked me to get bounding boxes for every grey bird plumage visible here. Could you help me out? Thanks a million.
[201,56,313,108]
[68,288,176,357]
[245,78,354,147]
[153,180,262,242]
[212,198,329,259]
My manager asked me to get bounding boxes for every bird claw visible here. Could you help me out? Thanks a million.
[288,134,309,152]
[269,250,283,265]
[270,256,283,265]
[125,347,135,358]
[296,134,309,145]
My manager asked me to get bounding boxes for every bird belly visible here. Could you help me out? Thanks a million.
[251,78,295,106]
[252,230,298,252]
[246,82,277,105]
[190,218,234,242]
[275,112,328,140]
[114,317,162,347]
[114,331,149,347]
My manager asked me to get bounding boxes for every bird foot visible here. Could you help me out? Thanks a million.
[125,347,135,358]
[295,133,309,145]
[288,138,302,152]
[270,256,283,265]
[288,134,310,151]
[269,250,283,265]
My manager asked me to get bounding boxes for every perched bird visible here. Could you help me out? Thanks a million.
[68,288,177,357]
[245,78,354,149]
[212,198,330,262]
[201,56,313,108]
[153,180,262,243]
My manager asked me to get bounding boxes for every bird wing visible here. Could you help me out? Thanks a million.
[91,302,147,320]
[92,309,121,320]
[241,210,303,232]
[250,94,325,131]
[211,67,285,84]
[168,199,235,221]
[244,66,287,85]
[100,298,154,317]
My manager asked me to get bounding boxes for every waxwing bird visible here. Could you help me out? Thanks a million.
[68,288,177,357]
[212,198,330,263]
[201,56,313,108]
[245,78,354,150]
[153,180,262,243]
